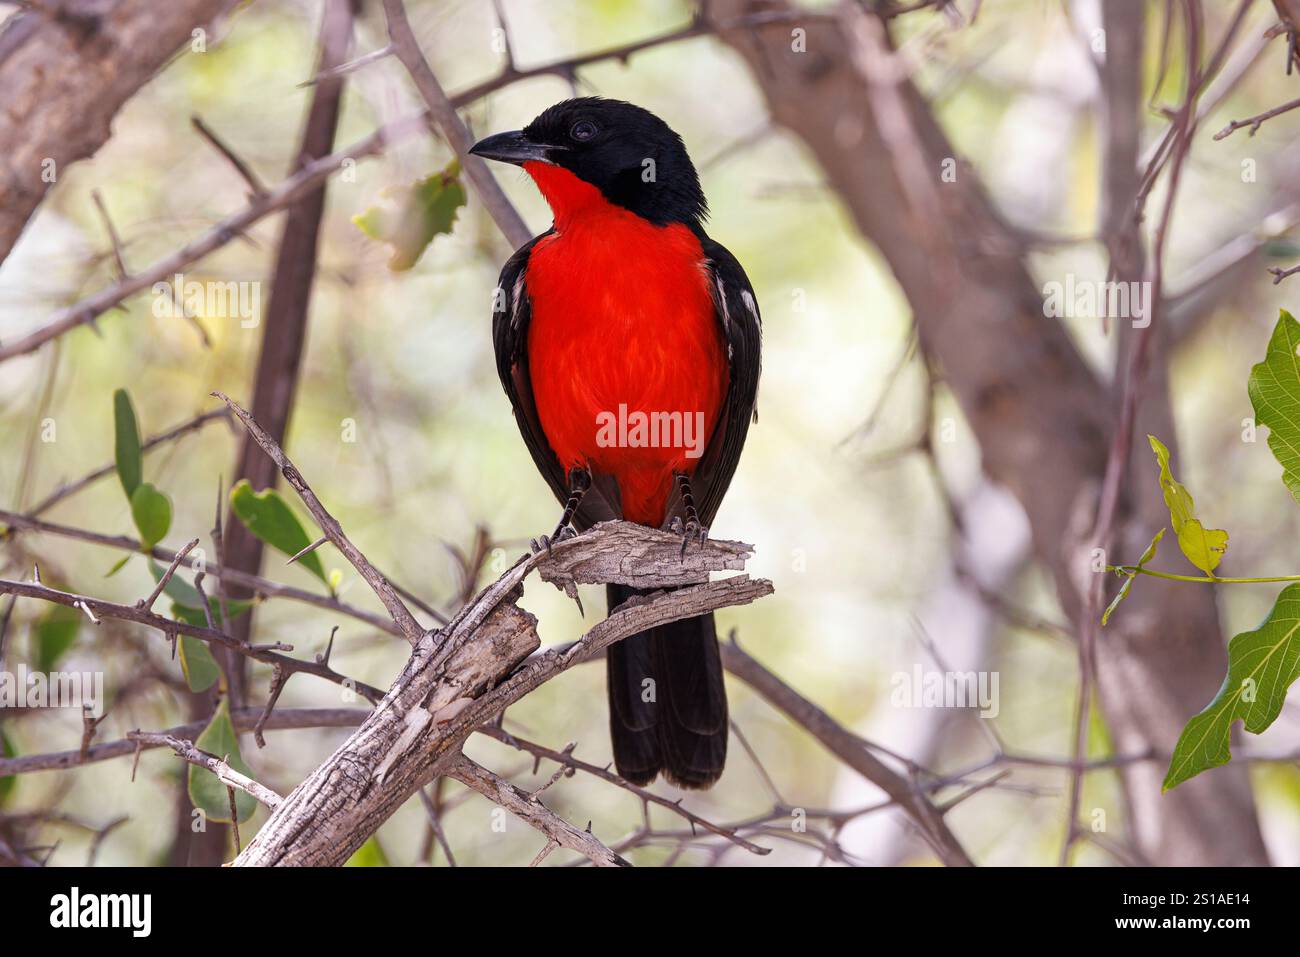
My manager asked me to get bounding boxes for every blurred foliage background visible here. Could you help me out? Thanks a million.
[1,0,1299,866]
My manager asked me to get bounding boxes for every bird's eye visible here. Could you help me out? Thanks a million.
[570,120,598,142]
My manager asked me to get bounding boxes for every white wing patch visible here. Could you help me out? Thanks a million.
[511,270,527,331]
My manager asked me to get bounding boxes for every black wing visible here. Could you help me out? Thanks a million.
[667,234,762,528]
[492,234,562,496]
[493,232,622,528]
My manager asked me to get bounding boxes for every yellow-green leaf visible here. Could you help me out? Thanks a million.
[178,635,222,693]
[147,560,253,628]
[1164,583,1300,790]
[1103,528,1164,627]
[130,482,172,549]
[1248,309,1300,506]
[113,388,142,499]
[35,603,81,671]
[0,730,15,804]
[345,836,390,867]
[1147,435,1227,574]
[188,700,257,824]
[352,160,466,271]
[229,480,328,585]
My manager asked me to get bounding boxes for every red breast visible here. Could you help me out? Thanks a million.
[522,162,727,526]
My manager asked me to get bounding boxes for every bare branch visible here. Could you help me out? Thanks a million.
[479,725,770,856]
[190,114,269,197]
[136,538,200,612]
[1213,93,1300,139]
[0,576,384,702]
[0,112,429,365]
[127,731,282,809]
[0,0,239,265]
[24,408,232,518]
[0,708,368,777]
[382,0,532,248]
[718,636,973,867]
[0,509,402,636]
[213,391,425,644]
[445,753,629,867]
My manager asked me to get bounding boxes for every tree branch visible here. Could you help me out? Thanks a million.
[0,0,239,265]
[213,391,426,644]
[0,112,429,365]
[445,753,629,867]
[0,576,383,702]
[0,508,402,637]
[128,731,283,809]
[231,519,772,866]
[718,636,973,867]
[0,707,368,777]
[382,0,532,248]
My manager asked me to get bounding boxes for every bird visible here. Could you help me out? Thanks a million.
[470,97,761,789]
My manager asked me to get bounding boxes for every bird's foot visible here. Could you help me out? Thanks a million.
[530,524,578,557]
[668,515,709,560]
[531,467,592,557]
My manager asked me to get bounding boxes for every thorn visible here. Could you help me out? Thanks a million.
[316,625,338,665]
[287,535,328,566]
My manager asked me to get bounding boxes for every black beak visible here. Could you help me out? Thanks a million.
[468,130,553,166]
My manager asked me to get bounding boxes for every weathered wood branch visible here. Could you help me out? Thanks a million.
[231,522,772,866]
[127,731,283,809]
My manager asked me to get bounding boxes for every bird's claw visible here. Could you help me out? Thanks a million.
[530,524,578,558]
[678,519,708,560]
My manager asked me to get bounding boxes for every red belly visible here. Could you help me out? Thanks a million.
[525,211,726,526]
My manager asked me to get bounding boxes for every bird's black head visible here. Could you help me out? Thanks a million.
[469,97,707,228]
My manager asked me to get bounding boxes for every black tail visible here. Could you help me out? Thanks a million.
[605,583,728,789]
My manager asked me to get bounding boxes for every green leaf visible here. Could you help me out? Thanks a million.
[177,635,221,693]
[0,730,15,804]
[1248,309,1300,507]
[130,482,172,549]
[229,480,327,584]
[1164,583,1300,790]
[113,389,143,499]
[1147,435,1228,574]
[345,836,390,867]
[105,555,132,578]
[34,603,80,671]
[188,700,257,824]
[147,560,253,624]
[1103,528,1164,627]
[352,160,467,271]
